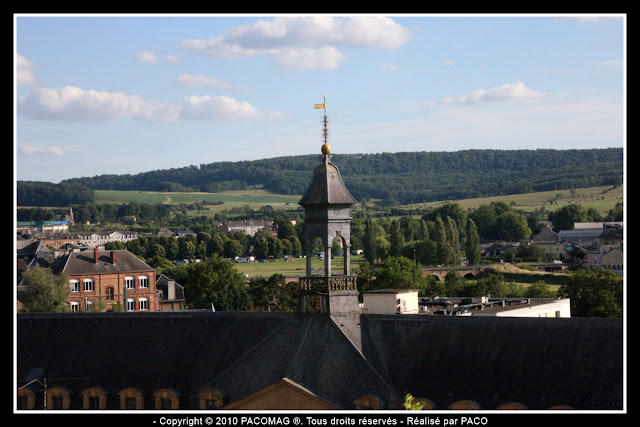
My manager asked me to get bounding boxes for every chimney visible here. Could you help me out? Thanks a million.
[111,250,116,265]
[94,248,99,263]
[168,279,176,301]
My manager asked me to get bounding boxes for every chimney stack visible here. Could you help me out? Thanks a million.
[94,248,99,263]
[111,251,116,265]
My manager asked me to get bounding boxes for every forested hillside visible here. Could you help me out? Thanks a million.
[21,148,622,207]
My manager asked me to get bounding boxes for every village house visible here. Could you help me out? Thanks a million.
[221,219,277,237]
[155,274,186,311]
[49,248,158,313]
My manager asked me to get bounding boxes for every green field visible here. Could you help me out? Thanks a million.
[95,184,623,217]
[94,189,302,215]
[397,185,624,216]
[233,255,368,278]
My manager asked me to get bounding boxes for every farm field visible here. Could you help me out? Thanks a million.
[397,185,623,216]
[94,185,623,217]
[94,189,302,215]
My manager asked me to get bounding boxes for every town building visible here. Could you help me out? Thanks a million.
[221,220,277,237]
[75,231,140,247]
[49,248,158,313]
[586,247,624,275]
[155,274,186,311]
[362,289,420,315]
[17,220,69,235]
[419,295,571,318]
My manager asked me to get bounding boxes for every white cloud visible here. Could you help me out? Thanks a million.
[176,74,235,89]
[440,82,549,105]
[16,54,39,88]
[600,59,623,70]
[18,145,65,157]
[17,86,281,124]
[180,16,412,70]
[136,50,182,64]
[269,46,346,71]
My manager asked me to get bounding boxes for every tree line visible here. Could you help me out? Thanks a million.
[50,148,622,206]
[20,251,622,317]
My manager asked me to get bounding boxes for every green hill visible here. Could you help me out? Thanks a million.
[21,148,623,207]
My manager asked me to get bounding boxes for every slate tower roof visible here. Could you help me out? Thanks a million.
[298,146,357,208]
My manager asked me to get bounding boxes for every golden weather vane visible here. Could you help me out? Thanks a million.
[314,93,330,154]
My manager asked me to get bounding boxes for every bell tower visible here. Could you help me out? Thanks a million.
[297,95,359,315]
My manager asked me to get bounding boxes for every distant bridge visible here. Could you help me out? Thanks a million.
[281,264,493,284]
[422,265,489,281]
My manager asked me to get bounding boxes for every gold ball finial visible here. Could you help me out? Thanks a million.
[321,143,331,155]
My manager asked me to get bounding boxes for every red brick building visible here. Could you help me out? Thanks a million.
[50,249,157,312]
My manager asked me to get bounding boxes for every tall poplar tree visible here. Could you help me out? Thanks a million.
[435,216,454,266]
[389,219,404,258]
[465,218,481,265]
[446,216,460,266]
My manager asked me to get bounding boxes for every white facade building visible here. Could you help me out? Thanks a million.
[362,289,420,315]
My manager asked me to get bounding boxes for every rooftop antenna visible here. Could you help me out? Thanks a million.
[314,93,330,159]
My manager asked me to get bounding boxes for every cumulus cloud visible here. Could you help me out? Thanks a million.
[17,86,281,124]
[136,50,182,64]
[16,54,39,88]
[176,74,234,89]
[18,145,65,157]
[181,16,412,70]
[440,82,549,105]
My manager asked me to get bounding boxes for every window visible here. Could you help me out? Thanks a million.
[139,275,149,288]
[153,388,180,410]
[84,278,94,292]
[106,287,114,301]
[70,302,79,313]
[127,299,135,312]
[47,387,71,410]
[69,280,79,292]
[126,397,138,410]
[17,387,36,410]
[125,276,135,289]
[198,390,225,410]
[88,396,101,409]
[139,298,149,311]
[119,388,144,410]
[51,396,64,410]
[82,387,108,410]
[353,395,384,410]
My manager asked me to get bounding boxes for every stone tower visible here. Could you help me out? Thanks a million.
[297,141,359,315]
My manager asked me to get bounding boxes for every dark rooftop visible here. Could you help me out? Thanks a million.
[299,155,357,207]
[17,311,623,410]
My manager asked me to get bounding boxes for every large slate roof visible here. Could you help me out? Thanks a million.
[202,313,399,408]
[16,311,623,410]
[360,314,624,410]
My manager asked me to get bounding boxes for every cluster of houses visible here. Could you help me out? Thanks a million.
[16,238,185,313]
[482,221,623,274]
[14,219,281,314]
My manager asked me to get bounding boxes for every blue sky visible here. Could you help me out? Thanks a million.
[15,14,625,183]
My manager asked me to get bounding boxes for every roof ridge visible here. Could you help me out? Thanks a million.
[201,314,299,388]
[286,315,313,379]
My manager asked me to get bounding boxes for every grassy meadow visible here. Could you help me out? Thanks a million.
[94,188,302,215]
[233,254,368,278]
[95,184,623,218]
[397,185,623,216]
